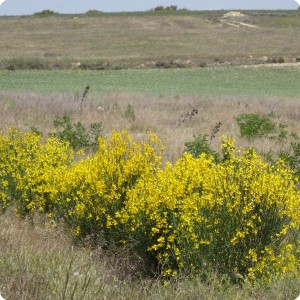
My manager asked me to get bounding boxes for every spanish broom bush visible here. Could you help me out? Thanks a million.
[121,138,299,281]
[48,130,165,248]
[0,130,298,282]
[0,129,75,215]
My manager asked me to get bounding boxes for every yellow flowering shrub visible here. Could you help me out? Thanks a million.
[49,130,164,245]
[0,130,298,282]
[0,129,74,214]
[120,139,299,280]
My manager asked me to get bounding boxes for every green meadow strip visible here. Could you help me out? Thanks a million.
[1,66,300,97]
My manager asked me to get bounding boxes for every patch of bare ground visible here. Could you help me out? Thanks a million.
[1,91,300,163]
[242,62,300,68]
[220,11,258,28]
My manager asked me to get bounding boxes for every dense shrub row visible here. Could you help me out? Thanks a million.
[0,129,299,282]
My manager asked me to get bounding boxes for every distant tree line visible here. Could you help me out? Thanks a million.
[152,5,178,11]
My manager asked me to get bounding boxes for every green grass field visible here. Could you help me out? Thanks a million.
[1,65,300,96]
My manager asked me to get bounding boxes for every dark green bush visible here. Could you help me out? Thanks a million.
[270,57,285,64]
[50,115,102,151]
[30,126,43,136]
[33,10,59,17]
[184,134,220,162]
[153,6,165,11]
[236,113,276,139]
[165,6,177,11]
[279,141,300,178]
[153,5,177,11]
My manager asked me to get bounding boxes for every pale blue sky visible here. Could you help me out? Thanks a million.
[0,0,299,15]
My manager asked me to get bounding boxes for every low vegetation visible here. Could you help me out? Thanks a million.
[49,114,102,151]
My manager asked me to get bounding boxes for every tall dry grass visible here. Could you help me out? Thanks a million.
[1,90,300,162]
[0,211,299,300]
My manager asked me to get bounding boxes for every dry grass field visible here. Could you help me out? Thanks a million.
[1,90,300,163]
[0,10,300,69]
[0,10,300,300]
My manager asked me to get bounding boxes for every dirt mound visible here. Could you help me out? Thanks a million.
[222,11,246,18]
[220,11,257,28]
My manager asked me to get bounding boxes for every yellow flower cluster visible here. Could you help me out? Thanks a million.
[0,130,299,281]
[123,141,299,280]
[48,130,164,242]
[0,129,74,215]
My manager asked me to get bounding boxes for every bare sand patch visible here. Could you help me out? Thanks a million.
[223,11,246,18]
[220,11,258,28]
[242,62,300,68]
